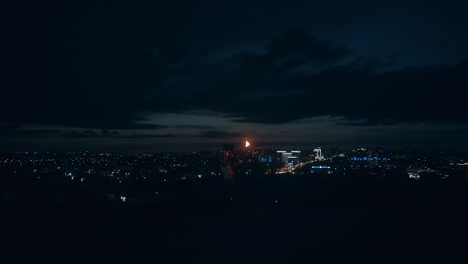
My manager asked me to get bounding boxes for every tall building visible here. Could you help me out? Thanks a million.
[277,150,301,164]
[313,147,324,160]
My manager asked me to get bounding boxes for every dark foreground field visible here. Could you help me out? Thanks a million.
[3,204,467,264]
[2,171,467,263]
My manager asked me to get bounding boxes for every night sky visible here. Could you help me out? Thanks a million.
[3,0,468,152]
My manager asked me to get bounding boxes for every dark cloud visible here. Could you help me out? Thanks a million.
[173,125,216,129]
[0,129,62,138]
[4,0,191,129]
[0,124,21,131]
[182,44,468,125]
[63,130,99,138]
[3,1,468,151]
[267,27,350,67]
[199,130,241,138]
[107,124,167,130]
[68,130,241,139]
[63,130,183,139]
[121,133,181,139]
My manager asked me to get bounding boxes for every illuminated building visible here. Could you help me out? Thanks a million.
[313,147,324,160]
[277,150,301,164]
[247,148,275,163]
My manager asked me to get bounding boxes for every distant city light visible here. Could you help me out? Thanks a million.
[2,149,465,206]
[311,166,331,169]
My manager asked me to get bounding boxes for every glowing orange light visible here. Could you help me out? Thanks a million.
[245,140,250,148]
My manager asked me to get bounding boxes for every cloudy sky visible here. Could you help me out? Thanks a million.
[2,0,468,151]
